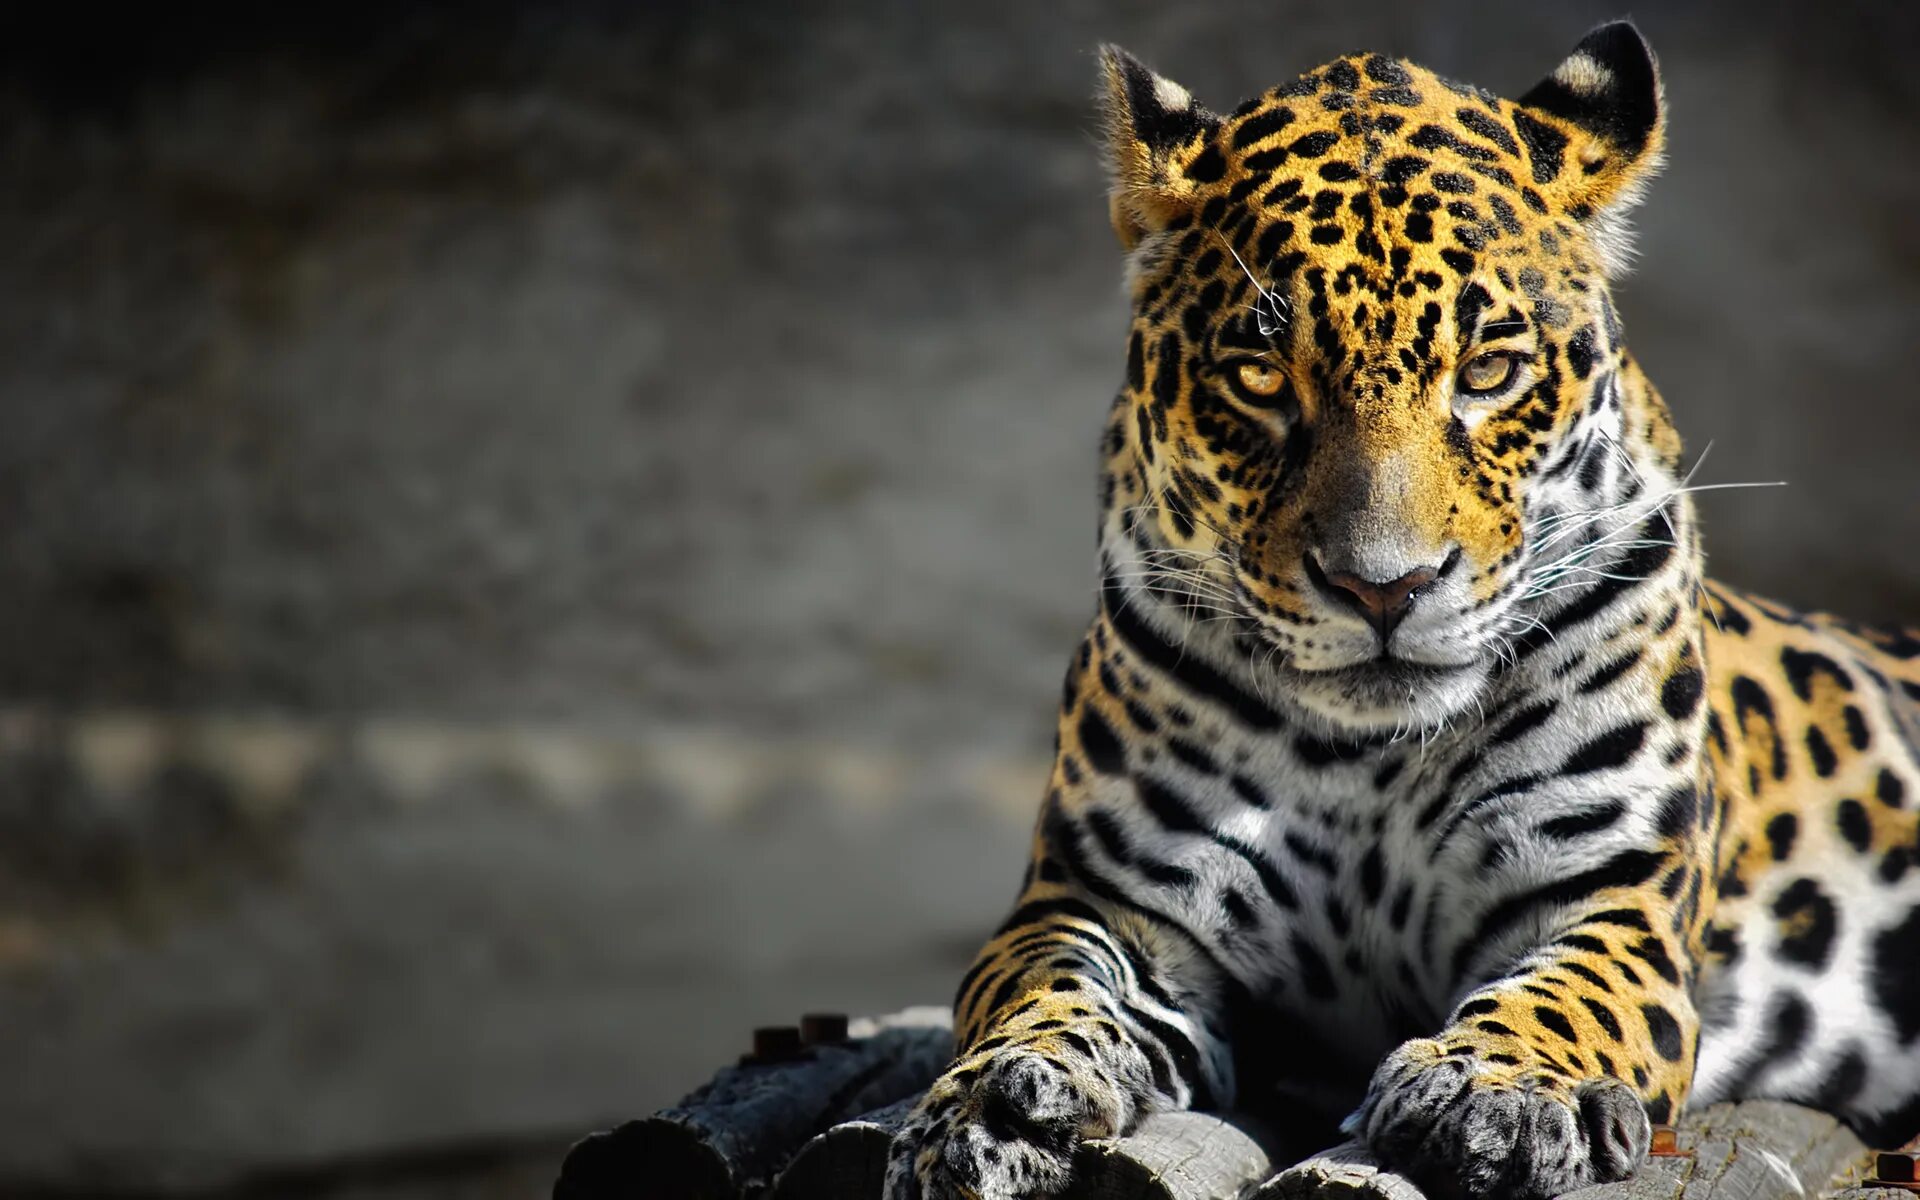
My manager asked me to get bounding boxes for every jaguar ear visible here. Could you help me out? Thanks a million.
[1516,21,1665,277]
[1099,45,1221,250]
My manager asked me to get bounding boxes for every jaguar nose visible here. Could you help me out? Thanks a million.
[1305,553,1449,642]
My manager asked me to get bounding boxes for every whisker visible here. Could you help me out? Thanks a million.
[1216,231,1291,337]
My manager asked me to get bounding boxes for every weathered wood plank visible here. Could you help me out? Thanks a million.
[1248,1139,1427,1200]
[1557,1155,1691,1200]
[552,1009,950,1200]
[1262,1101,1874,1200]
[768,1097,916,1200]
[772,1105,1286,1200]
[559,1005,1892,1200]
[1671,1100,1872,1199]
[1064,1110,1285,1200]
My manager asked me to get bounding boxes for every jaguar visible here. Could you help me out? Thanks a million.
[884,21,1920,1200]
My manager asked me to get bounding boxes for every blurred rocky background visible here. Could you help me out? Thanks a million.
[1,1,1915,1195]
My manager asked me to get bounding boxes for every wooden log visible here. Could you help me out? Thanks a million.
[768,1097,916,1200]
[558,1001,1887,1200]
[773,1099,1873,1200]
[1064,1109,1287,1200]
[1248,1139,1427,1200]
[1257,1099,1875,1200]
[1654,1100,1872,1199]
[772,1104,1286,1200]
[551,1009,951,1200]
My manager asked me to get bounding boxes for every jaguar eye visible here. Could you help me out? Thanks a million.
[1235,361,1285,398]
[1457,353,1517,397]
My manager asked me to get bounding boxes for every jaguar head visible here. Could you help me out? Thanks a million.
[1097,23,1686,734]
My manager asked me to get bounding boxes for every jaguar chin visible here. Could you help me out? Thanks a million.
[1270,648,1494,736]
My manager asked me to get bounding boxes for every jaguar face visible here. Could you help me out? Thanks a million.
[1097,28,1684,734]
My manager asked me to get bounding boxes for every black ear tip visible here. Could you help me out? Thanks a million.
[1581,19,1652,52]
[1520,18,1662,155]
[1098,43,1147,84]
[1572,20,1657,75]
[1098,42,1155,112]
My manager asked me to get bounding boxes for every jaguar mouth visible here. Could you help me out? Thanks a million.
[1262,648,1494,733]
[1284,654,1479,688]
[1233,621,1480,681]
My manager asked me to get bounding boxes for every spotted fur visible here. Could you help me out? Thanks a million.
[885,23,1920,1200]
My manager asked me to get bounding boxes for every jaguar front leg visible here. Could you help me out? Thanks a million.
[1353,884,1699,1199]
[884,808,1235,1199]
